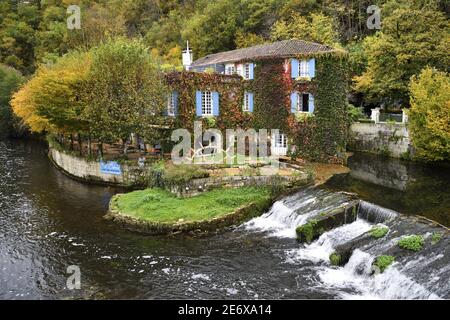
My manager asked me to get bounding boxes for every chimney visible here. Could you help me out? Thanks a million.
[182,41,193,71]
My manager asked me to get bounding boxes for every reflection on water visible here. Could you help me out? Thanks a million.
[325,153,450,227]
[0,140,448,300]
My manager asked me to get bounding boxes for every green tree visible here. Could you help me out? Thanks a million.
[271,12,339,46]
[408,67,450,162]
[353,0,449,107]
[0,64,24,137]
[82,38,167,154]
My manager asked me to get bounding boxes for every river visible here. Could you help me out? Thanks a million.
[0,139,448,299]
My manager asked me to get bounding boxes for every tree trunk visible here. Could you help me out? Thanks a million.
[70,134,74,150]
[99,142,104,158]
[87,134,92,156]
[77,133,82,156]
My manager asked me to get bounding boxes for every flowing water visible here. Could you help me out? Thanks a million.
[0,140,448,299]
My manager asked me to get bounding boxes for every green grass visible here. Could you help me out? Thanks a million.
[114,187,271,224]
[398,235,425,252]
[373,255,395,273]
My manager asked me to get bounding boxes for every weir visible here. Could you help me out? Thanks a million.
[244,187,450,299]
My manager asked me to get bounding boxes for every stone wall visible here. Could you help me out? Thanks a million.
[348,122,412,158]
[49,148,147,187]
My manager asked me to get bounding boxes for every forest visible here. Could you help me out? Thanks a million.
[0,0,449,160]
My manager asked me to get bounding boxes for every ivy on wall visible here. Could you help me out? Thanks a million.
[164,54,348,163]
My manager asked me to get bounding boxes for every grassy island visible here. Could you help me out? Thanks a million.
[110,187,272,226]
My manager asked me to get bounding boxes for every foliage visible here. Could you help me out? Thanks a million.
[82,38,167,149]
[373,255,395,273]
[353,0,449,106]
[431,232,442,245]
[0,64,24,137]
[408,67,450,162]
[114,186,271,223]
[271,12,339,47]
[398,235,424,252]
[370,226,389,239]
[163,164,210,187]
[329,252,342,266]
[347,103,365,122]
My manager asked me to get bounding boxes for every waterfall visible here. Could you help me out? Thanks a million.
[318,249,441,300]
[243,188,352,238]
[358,201,398,223]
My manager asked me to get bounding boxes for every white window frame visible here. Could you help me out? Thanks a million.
[244,63,251,79]
[274,133,287,148]
[225,64,236,75]
[243,92,250,112]
[299,60,309,77]
[167,93,176,116]
[202,91,213,116]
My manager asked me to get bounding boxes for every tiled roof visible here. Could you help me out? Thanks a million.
[191,39,336,67]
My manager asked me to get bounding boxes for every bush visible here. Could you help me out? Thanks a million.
[163,164,210,187]
[398,235,424,252]
[408,67,450,162]
[370,226,389,239]
[373,255,395,273]
[347,103,365,122]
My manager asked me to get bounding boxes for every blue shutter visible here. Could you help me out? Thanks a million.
[248,92,254,112]
[249,63,254,80]
[308,58,315,78]
[212,91,219,116]
[308,93,315,113]
[290,92,298,113]
[196,91,202,116]
[173,91,178,115]
[291,59,299,78]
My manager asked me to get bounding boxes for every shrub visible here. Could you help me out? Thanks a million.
[347,103,365,122]
[163,164,209,187]
[370,226,389,239]
[408,67,450,162]
[373,255,395,273]
[398,235,424,252]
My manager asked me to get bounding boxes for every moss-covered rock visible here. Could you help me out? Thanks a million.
[329,252,342,266]
[296,219,321,243]
[398,235,424,252]
[431,232,442,244]
[370,226,389,239]
[373,255,395,273]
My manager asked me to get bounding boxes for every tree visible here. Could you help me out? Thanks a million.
[0,64,24,137]
[11,50,90,136]
[353,0,449,107]
[408,67,450,162]
[82,38,168,153]
[271,12,339,46]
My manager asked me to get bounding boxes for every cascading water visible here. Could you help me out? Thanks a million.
[358,201,398,223]
[243,188,352,238]
[243,187,449,299]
